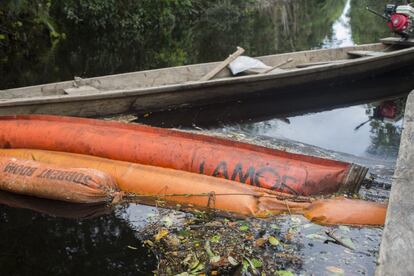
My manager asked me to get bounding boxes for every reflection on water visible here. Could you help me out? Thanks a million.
[224,105,373,156]
[0,203,156,275]
[217,103,402,158]
[323,0,354,47]
[0,0,390,89]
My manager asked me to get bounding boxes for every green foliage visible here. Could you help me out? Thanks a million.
[0,0,363,89]
[350,0,390,44]
[0,0,61,88]
[191,0,347,61]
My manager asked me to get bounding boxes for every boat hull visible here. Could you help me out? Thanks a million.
[1,43,414,117]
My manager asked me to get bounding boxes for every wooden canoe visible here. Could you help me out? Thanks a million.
[1,41,414,117]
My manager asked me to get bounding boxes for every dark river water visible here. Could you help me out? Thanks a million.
[0,0,408,275]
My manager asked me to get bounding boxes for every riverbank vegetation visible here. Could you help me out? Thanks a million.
[0,0,389,89]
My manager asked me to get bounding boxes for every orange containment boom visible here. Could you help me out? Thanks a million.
[0,156,120,203]
[0,115,367,196]
[0,149,386,226]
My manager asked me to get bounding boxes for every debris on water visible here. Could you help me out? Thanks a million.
[326,229,356,251]
[269,236,280,246]
[135,207,304,275]
[239,223,249,231]
[154,228,169,241]
[338,225,350,232]
[275,271,295,276]
[114,116,388,275]
[306,233,327,241]
[104,114,138,123]
[326,266,345,275]
[227,256,238,266]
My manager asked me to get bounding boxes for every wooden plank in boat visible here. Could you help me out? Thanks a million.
[347,50,386,57]
[200,47,244,81]
[381,37,414,46]
[296,60,348,68]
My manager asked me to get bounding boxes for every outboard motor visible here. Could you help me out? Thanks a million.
[367,4,414,38]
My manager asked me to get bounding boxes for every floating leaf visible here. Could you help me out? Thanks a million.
[326,266,345,275]
[270,224,280,230]
[190,258,200,269]
[204,240,217,259]
[143,240,153,247]
[0,34,5,40]
[183,254,193,265]
[162,215,173,227]
[127,245,137,250]
[154,228,169,241]
[339,226,350,232]
[244,257,259,274]
[166,235,180,247]
[210,255,221,263]
[242,259,250,272]
[251,258,263,268]
[239,224,249,231]
[255,237,267,247]
[210,234,221,243]
[268,236,280,246]
[176,273,190,276]
[275,270,294,276]
[305,233,326,241]
[228,256,238,266]
[190,261,205,273]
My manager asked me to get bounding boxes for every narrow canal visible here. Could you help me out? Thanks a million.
[0,0,408,275]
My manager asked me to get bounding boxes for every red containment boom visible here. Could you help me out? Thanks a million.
[0,115,367,196]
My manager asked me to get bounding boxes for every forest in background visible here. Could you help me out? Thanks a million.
[0,0,390,89]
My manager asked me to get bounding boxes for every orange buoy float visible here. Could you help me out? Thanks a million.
[303,197,386,226]
[0,156,120,203]
[0,115,367,196]
[0,149,386,226]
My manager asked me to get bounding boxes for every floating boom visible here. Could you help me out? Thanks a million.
[0,115,367,196]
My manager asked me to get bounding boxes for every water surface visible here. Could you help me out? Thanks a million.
[0,0,402,274]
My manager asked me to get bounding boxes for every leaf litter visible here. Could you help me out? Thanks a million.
[135,207,303,275]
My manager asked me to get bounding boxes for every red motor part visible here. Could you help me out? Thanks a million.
[387,13,409,32]
[378,101,397,119]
